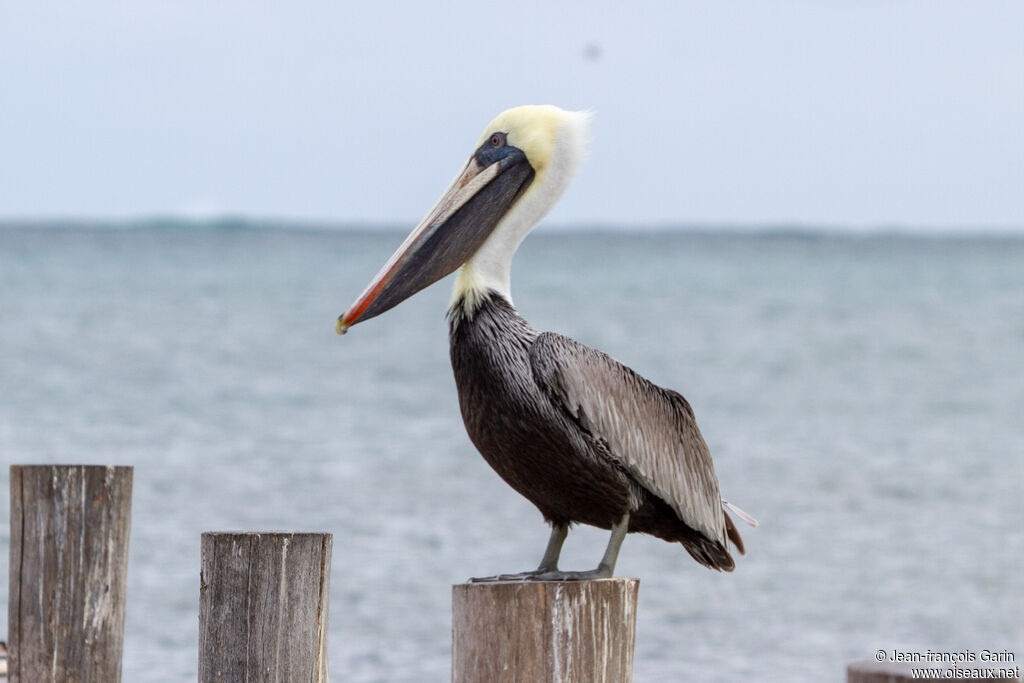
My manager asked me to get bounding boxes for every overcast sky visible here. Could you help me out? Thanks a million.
[2,1,1022,230]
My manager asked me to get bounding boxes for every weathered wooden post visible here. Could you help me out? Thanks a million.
[452,578,639,683]
[7,464,133,683]
[199,532,332,683]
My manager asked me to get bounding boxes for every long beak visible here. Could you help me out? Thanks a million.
[336,148,533,334]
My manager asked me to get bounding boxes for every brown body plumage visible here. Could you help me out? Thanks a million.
[450,291,742,570]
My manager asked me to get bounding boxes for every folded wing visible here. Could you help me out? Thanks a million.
[529,332,727,546]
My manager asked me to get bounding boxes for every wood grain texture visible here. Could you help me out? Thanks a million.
[199,532,332,683]
[452,578,639,683]
[7,464,133,683]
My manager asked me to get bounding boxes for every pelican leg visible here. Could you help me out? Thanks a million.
[529,513,629,581]
[469,522,568,582]
[536,521,569,571]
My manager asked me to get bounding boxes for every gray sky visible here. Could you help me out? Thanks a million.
[2,1,1022,230]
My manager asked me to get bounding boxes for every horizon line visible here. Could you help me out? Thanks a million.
[1,214,1022,237]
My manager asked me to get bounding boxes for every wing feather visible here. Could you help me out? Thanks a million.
[530,332,726,544]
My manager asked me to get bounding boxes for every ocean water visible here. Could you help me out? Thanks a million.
[0,224,1021,682]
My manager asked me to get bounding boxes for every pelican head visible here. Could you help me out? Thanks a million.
[337,105,591,334]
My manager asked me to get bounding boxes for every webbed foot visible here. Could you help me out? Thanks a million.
[468,515,628,583]
[468,569,554,583]
[527,565,613,581]
[468,565,614,583]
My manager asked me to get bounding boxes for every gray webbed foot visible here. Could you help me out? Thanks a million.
[527,565,613,581]
[468,569,554,583]
[468,515,628,583]
[468,565,614,583]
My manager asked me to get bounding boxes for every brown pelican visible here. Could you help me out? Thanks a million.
[337,105,755,580]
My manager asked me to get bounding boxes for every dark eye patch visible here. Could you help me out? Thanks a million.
[488,132,507,148]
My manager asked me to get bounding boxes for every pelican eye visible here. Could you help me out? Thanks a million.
[474,131,522,168]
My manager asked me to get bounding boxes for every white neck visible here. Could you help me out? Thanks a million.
[451,111,590,314]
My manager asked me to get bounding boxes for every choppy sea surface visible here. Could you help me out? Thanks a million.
[0,224,1021,682]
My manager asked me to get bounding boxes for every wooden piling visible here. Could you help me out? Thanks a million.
[452,578,639,683]
[7,464,133,683]
[199,532,332,683]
